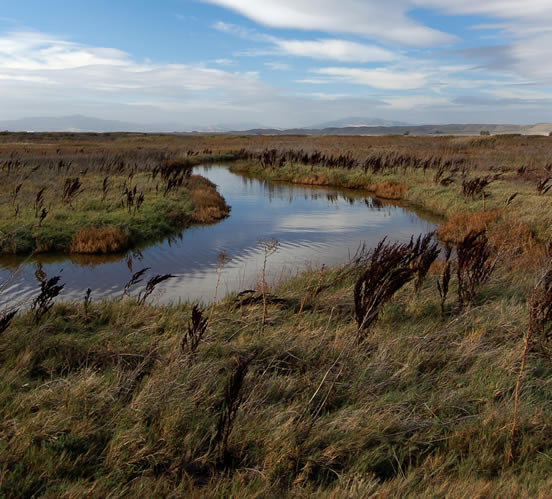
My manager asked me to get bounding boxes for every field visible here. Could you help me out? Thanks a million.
[1,132,552,496]
[0,139,235,254]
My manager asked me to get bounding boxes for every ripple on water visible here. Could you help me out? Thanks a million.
[0,166,437,307]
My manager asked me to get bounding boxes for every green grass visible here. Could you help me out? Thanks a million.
[2,137,552,495]
[0,154,232,255]
[231,160,552,241]
[1,252,551,496]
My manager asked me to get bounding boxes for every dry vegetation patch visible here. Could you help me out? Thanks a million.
[2,132,552,495]
[70,226,130,254]
[367,180,409,200]
[437,210,501,245]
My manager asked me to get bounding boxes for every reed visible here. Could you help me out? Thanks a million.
[213,352,257,463]
[70,226,129,254]
[436,246,452,316]
[260,238,279,335]
[354,234,438,340]
[31,274,64,323]
[509,263,552,462]
[182,305,208,358]
[456,231,496,307]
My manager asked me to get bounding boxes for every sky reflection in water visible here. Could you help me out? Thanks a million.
[0,166,437,308]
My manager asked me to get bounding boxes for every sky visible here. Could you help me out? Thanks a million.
[1,0,552,128]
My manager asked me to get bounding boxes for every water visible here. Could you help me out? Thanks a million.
[0,166,439,308]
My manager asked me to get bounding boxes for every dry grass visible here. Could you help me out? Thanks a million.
[367,180,409,200]
[70,226,130,254]
[437,210,501,245]
[2,132,552,495]
[187,175,230,224]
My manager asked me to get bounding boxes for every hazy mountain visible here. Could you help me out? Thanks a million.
[240,123,552,136]
[197,122,274,133]
[310,117,411,129]
[0,115,157,133]
[0,115,274,133]
[0,115,550,136]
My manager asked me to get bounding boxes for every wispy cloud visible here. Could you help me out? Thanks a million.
[204,0,455,46]
[315,67,428,90]
[273,39,395,63]
[265,61,291,71]
[215,21,397,63]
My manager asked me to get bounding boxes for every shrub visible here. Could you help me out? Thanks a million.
[437,211,500,245]
[354,234,439,339]
[456,231,496,307]
[70,226,129,254]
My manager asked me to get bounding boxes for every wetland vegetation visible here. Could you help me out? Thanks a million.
[1,132,552,496]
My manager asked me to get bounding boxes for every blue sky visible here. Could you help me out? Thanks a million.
[1,0,551,128]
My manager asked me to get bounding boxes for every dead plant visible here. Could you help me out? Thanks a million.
[209,251,229,323]
[509,263,552,463]
[32,275,64,324]
[213,352,257,463]
[137,274,174,305]
[354,234,439,341]
[123,267,150,297]
[62,177,83,206]
[182,305,208,357]
[0,309,18,335]
[437,246,452,317]
[260,238,279,335]
[70,226,129,254]
[456,231,496,307]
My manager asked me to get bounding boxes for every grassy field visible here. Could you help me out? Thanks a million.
[1,132,552,496]
[0,148,235,255]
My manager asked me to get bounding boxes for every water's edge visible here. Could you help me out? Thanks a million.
[0,165,438,308]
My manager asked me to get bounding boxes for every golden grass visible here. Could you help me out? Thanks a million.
[367,180,409,200]
[187,175,230,224]
[437,210,501,245]
[69,226,129,254]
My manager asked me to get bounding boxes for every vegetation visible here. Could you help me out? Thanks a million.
[1,132,552,496]
[0,149,235,255]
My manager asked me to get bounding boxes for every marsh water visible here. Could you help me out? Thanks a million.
[0,166,439,309]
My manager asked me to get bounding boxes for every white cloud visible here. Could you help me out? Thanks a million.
[0,31,264,95]
[206,0,552,86]
[213,58,234,66]
[273,39,395,63]
[265,61,291,71]
[382,95,452,110]
[300,92,351,100]
[414,0,552,21]
[215,22,397,63]
[203,0,455,46]
[315,67,428,90]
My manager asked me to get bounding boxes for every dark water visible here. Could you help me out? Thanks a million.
[0,166,439,308]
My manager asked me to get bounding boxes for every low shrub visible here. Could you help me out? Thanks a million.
[70,226,129,254]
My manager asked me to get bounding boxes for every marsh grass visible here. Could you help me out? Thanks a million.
[0,149,231,255]
[353,234,439,339]
[1,133,552,495]
[0,245,550,496]
[70,225,130,254]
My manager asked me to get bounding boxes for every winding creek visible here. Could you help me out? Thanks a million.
[0,165,440,308]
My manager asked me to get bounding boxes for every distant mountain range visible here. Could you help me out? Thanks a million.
[310,117,411,129]
[0,115,154,133]
[1,114,551,136]
[0,115,271,133]
[237,123,552,136]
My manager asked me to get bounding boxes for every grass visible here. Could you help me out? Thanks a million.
[2,132,552,495]
[1,249,550,496]
[0,151,234,255]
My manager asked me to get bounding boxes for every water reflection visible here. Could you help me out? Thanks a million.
[0,165,439,308]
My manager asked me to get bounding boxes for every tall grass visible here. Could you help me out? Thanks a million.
[1,132,552,495]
